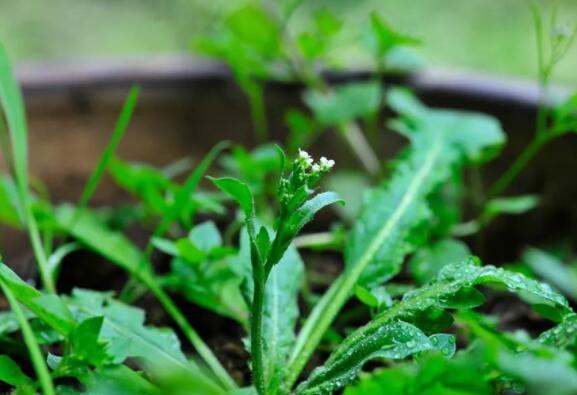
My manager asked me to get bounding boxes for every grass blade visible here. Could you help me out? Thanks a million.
[0,44,55,293]
[76,86,140,215]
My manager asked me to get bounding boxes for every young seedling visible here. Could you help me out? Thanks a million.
[211,148,341,395]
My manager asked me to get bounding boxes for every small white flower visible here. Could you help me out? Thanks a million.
[312,163,321,173]
[298,149,314,167]
[319,156,335,171]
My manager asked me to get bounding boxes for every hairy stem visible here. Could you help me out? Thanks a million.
[251,277,267,395]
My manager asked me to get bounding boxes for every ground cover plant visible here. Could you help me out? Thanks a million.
[1,2,577,395]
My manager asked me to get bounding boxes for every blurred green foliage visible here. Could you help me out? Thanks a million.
[0,0,576,84]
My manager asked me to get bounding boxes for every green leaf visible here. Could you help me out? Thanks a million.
[226,4,280,56]
[428,334,456,358]
[154,141,228,235]
[0,175,22,227]
[524,248,577,301]
[539,313,577,349]
[482,195,539,223]
[209,177,255,224]
[331,259,570,372]
[189,221,222,251]
[287,90,506,385]
[497,349,577,395]
[66,289,192,373]
[68,316,119,366]
[347,89,506,288]
[267,191,343,270]
[0,355,32,386]
[109,158,173,214]
[54,205,150,278]
[296,321,435,395]
[387,88,506,163]
[354,285,380,308]
[368,13,420,57]
[304,81,382,126]
[343,351,493,395]
[0,264,75,335]
[85,365,160,395]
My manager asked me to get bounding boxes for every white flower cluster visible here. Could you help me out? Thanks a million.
[297,149,335,174]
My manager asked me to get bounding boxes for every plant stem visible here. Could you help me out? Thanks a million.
[247,85,268,144]
[145,278,237,391]
[338,122,380,177]
[250,277,267,395]
[0,278,55,395]
[27,208,56,294]
[488,135,547,198]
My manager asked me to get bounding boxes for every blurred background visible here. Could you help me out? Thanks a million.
[0,0,576,85]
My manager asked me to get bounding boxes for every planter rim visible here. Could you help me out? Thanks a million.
[13,54,571,108]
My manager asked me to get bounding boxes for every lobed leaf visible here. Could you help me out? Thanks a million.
[331,259,570,369]
[66,289,190,372]
[296,321,435,394]
[288,89,506,385]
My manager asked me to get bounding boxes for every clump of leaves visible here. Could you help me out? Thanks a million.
[1,3,577,395]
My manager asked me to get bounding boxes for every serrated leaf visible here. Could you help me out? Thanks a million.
[69,316,119,366]
[288,90,506,384]
[332,260,570,370]
[388,88,505,163]
[296,321,434,395]
[346,90,505,288]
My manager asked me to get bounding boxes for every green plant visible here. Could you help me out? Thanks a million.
[2,3,577,395]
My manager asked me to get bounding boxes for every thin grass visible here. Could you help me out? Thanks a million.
[76,86,140,216]
[0,44,55,293]
[0,262,55,395]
